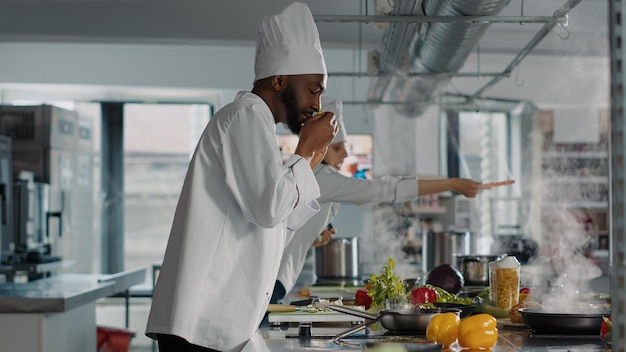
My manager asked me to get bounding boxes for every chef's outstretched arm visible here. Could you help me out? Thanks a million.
[418,178,481,198]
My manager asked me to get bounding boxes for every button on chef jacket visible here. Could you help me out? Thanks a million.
[146,91,320,351]
[277,164,419,295]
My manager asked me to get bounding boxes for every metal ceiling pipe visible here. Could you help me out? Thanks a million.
[388,0,511,117]
[366,0,423,103]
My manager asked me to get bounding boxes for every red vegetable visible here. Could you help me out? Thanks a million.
[355,289,373,310]
[519,287,531,294]
[410,287,438,304]
[601,316,612,339]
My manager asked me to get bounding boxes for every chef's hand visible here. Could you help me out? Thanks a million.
[295,112,337,162]
[313,227,336,247]
[309,146,328,168]
[451,178,482,198]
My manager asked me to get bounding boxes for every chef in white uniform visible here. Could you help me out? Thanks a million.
[146,3,337,351]
[272,98,483,303]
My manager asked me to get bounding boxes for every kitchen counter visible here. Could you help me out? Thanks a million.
[0,274,116,312]
[0,267,147,352]
[255,321,608,351]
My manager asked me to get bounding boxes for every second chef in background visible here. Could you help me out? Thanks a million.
[271,97,484,305]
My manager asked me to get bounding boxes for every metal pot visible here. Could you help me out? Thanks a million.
[315,237,361,281]
[456,254,503,286]
[422,231,475,273]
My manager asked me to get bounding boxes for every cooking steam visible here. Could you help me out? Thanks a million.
[521,139,606,312]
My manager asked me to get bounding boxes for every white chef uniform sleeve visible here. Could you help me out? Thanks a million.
[316,168,418,205]
[284,155,321,232]
[221,109,319,228]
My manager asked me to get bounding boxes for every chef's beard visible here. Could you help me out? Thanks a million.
[281,86,303,135]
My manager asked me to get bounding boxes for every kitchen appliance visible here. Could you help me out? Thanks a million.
[456,254,503,286]
[491,235,538,264]
[0,135,13,266]
[0,105,94,273]
[422,230,475,273]
[12,173,60,265]
[315,237,361,286]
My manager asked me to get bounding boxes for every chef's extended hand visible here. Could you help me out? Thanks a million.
[313,227,336,247]
[450,178,482,198]
[295,112,337,165]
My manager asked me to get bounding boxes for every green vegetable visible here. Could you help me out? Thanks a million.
[473,301,510,318]
[413,284,474,305]
[367,258,406,310]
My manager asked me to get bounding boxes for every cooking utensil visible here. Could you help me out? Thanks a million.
[433,302,476,319]
[457,254,503,286]
[519,307,610,335]
[315,236,361,282]
[326,305,461,340]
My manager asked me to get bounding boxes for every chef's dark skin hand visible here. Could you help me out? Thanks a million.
[295,111,337,167]
[309,146,328,169]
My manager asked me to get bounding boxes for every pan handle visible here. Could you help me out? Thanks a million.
[324,305,379,320]
[332,322,370,342]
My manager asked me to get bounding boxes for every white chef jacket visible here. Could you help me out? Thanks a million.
[276,164,419,294]
[146,91,320,351]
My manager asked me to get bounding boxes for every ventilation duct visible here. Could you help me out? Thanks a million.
[369,0,512,117]
[367,0,423,104]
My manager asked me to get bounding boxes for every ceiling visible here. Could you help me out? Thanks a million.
[0,0,608,56]
[0,0,610,109]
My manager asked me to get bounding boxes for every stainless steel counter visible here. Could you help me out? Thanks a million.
[255,322,608,351]
[0,267,147,313]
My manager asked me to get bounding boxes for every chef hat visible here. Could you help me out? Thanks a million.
[254,2,327,82]
[322,98,347,144]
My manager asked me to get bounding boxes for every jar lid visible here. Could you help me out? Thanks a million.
[488,255,520,268]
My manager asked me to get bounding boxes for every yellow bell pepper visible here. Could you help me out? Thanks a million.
[457,314,498,349]
[426,312,460,348]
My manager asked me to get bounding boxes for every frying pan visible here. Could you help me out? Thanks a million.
[326,305,461,339]
[519,307,610,335]
[433,302,476,319]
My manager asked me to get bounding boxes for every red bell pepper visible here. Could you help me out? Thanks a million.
[409,287,438,304]
[601,316,612,339]
[355,289,373,310]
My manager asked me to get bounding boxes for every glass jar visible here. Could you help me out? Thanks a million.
[489,255,521,310]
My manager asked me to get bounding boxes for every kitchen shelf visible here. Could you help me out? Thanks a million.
[542,176,608,184]
[533,109,610,256]
[541,201,608,209]
[542,151,608,159]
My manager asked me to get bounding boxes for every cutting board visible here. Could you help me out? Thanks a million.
[268,310,366,323]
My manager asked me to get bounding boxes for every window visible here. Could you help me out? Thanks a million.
[123,104,211,281]
[444,110,521,240]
